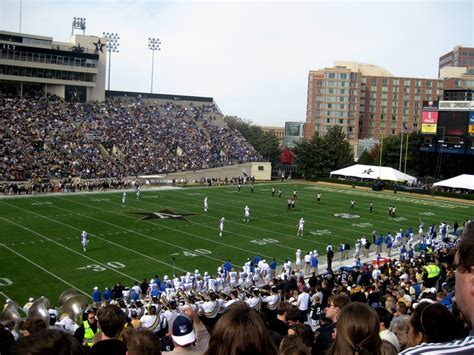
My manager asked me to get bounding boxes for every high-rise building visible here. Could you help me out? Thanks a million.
[438,46,474,96]
[283,121,305,148]
[305,61,442,156]
[439,46,474,76]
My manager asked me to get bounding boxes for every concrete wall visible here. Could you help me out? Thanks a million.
[165,162,272,181]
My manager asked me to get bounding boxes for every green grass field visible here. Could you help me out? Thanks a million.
[0,182,472,305]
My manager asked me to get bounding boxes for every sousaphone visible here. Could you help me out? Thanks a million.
[61,294,88,326]
[28,296,51,325]
[1,300,22,331]
[58,288,81,307]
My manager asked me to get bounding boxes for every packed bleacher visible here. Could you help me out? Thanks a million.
[1,220,473,354]
[0,91,262,182]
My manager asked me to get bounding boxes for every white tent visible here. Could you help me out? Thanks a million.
[433,174,474,191]
[330,164,417,183]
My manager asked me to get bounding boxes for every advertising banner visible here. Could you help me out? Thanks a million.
[421,124,437,134]
[421,111,438,124]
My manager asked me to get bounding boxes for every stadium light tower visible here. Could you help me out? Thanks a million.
[148,37,161,93]
[103,32,120,91]
[72,17,86,36]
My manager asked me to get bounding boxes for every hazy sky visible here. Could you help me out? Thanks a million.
[1,0,473,126]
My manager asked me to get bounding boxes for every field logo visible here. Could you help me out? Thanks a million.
[352,223,373,228]
[334,213,360,219]
[309,230,332,236]
[389,217,407,222]
[135,209,196,221]
[419,212,435,216]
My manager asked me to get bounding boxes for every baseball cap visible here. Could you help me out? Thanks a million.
[171,315,196,346]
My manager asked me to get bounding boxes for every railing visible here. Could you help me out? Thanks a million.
[0,52,97,69]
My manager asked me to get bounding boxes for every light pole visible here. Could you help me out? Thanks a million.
[72,17,86,36]
[103,32,120,91]
[148,37,161,93]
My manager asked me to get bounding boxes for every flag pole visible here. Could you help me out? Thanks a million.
[398,129,403,171]
[404,134,409,174]
[379,134,384,167]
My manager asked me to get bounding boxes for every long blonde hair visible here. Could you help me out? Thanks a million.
[326,302,385,355]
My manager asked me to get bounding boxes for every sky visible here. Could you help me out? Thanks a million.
[1,0,473,126]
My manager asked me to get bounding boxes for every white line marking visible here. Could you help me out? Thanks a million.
[0,244,91,298]
[0,203,189,273]
[0,216,141,282]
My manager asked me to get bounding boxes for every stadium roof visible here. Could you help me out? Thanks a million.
[433,174,474,191]
[330,164,417,183]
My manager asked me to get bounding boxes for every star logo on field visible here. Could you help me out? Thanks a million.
[135,209,196,221]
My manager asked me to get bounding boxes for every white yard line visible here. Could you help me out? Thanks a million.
[0,243,91,298]
[0,216,140,283]
[0,202,189,273]
[57,197,266,266]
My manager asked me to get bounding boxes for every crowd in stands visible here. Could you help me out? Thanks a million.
[1,220,473,354]
[0,92,262,182]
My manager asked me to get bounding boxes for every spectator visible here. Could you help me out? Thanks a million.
[169,305,210,354]
[89,304,127,355]
[9,328,85,354]
[326,302,385,355]
[74,310,98,348]
[126,329,161,355]
[313,293,350,353]
[376,307,400,352]
[205,302,278,355]
[400,221,474,354]
[406,302,464,348]
[279,334,310,355]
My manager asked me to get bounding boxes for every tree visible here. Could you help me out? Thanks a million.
[293,134,324,177]
[321,126,354,176]
[293,126,354,178]
[279,147,294,164]
[358,149,374,165]
[372,132,425,176]
[224,115,281,163]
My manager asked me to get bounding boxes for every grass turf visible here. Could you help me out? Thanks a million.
[0,181,472,305]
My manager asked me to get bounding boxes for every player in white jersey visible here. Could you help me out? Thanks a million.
[297,218,305,236]
[243,205,250,223]
[203,197,208,214]
[219,217,225,237]
[122,192,126,207]
[295,249,302,271]
[81,231,89,252]
[136,186,140,200]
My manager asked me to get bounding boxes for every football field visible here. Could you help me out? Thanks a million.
[0,182,472,305]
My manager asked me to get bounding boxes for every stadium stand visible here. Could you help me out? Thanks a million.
[0,89,262,184]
